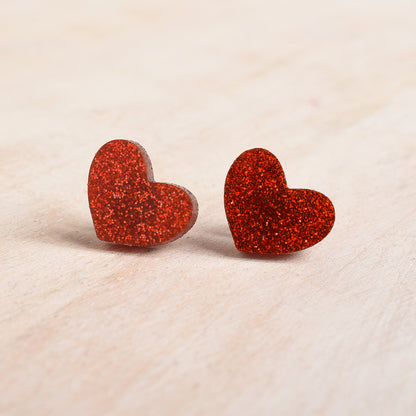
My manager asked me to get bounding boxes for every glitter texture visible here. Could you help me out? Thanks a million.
[88,140,198,246]
[224,148,335,254]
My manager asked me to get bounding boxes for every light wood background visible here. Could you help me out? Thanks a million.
[1,1,416,415]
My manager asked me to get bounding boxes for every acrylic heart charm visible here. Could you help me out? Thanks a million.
[88,140,198,246]
[224,148,335,254]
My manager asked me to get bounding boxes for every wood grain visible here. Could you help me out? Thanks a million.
[1,0,416,415]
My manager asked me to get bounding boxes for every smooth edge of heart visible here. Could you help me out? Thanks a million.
[88,139,198,247]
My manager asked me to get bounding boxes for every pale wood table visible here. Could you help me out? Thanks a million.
[1,1,416,415]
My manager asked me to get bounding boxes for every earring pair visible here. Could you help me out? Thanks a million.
[88,140,335,255]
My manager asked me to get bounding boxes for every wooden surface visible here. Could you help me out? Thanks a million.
[1,1,416,415]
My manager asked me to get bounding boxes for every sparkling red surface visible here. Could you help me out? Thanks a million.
[224,148,335,254]
[88,140,198,246]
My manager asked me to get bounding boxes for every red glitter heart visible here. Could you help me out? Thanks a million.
[88,140,198,246]
[224,148,335,254]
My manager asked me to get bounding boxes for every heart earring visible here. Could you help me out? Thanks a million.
[224,148,335,254]
[88,139,198,246]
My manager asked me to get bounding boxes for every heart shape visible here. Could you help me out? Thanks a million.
[88,140,198,246]
[224,148,335,254]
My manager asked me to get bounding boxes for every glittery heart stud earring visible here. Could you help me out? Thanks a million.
[88,139,198,246]
[224,148,335,254]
